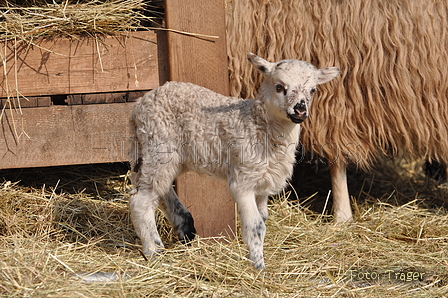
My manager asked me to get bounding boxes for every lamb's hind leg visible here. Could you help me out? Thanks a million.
[129,160,178,257]
[230,184,266,269]
[160,186,196,244]
[129,187,165,256]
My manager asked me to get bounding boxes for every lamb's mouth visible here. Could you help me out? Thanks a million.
[288,112,307,124]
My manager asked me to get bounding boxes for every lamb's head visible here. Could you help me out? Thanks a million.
[248,53,340,124]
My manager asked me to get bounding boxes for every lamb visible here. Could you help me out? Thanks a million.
[128,53,340,269]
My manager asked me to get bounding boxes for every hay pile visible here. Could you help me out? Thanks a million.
[0,0,162,42]
[0,164,447,296]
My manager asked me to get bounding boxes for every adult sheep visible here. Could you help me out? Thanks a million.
[226,0,448,222]
[129,53,340,269]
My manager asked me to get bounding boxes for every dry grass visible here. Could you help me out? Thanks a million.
[0,0,160,41]
[0,162,447,297]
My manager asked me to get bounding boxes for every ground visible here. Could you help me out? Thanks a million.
[0,159,447,297]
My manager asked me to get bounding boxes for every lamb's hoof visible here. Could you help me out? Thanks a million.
[140,247,165,261]
[252,259,266,270]
[334,215,354,223]
[177,213,197,244]
[179,227,196,245]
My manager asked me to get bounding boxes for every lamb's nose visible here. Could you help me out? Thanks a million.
[295,100,307,112]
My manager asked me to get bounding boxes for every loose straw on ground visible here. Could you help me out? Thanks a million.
[0,163,447,296]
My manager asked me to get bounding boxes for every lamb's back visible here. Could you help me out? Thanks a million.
[135,81,255,141]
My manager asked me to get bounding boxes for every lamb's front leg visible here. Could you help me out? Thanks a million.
[230,185,266,269]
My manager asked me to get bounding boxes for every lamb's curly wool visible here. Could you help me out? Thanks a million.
[128,54,339,269]
[131,81,299,195]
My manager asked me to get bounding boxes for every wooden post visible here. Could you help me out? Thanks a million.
[165,0,236,238]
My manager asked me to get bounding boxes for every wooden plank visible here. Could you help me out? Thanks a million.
[67,92,127,105]
[37,97,51,107]
[165,0,235,238]
[0,103,134,169]
[0,31,167,98]
[1,97,36,108]
[127,90,150,102]
[17,97,37,108]
[66,94,83,105]
[66,91,149,105]
[1,96,51,108]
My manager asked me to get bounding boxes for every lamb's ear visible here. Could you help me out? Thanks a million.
[247,53,276,75]
[317,67,340,85]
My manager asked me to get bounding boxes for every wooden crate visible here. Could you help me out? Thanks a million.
[0,31,166,169]
[0,0,235,239]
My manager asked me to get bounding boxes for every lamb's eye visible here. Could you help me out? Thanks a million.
[275,83,284,93]
[310,88,317,95]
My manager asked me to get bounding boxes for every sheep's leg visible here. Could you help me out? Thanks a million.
[256,195,269,222]
[129,151,180,257]
[329,161,353,222]
[230,186,266,269]
[129,188,165,256]
[160,186,196,244]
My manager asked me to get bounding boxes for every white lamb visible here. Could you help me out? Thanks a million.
[129,53,340,269]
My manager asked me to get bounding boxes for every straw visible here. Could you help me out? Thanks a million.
[0,0,159,41]
[0,161,447,296]
[0,0,218,42]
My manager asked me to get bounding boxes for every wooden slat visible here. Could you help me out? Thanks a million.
[0,103,134,169]
[0,31,167,98]
[1,97,36,108]
[0,96,51,108]
[38,97,51,107]
[66,94,83,105]
[127,90,149,102]
[66,91,149,105]
[67,93,127,105]
[165,0,235,238]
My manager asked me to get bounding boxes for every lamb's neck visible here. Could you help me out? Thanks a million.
[252,96,301,145]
